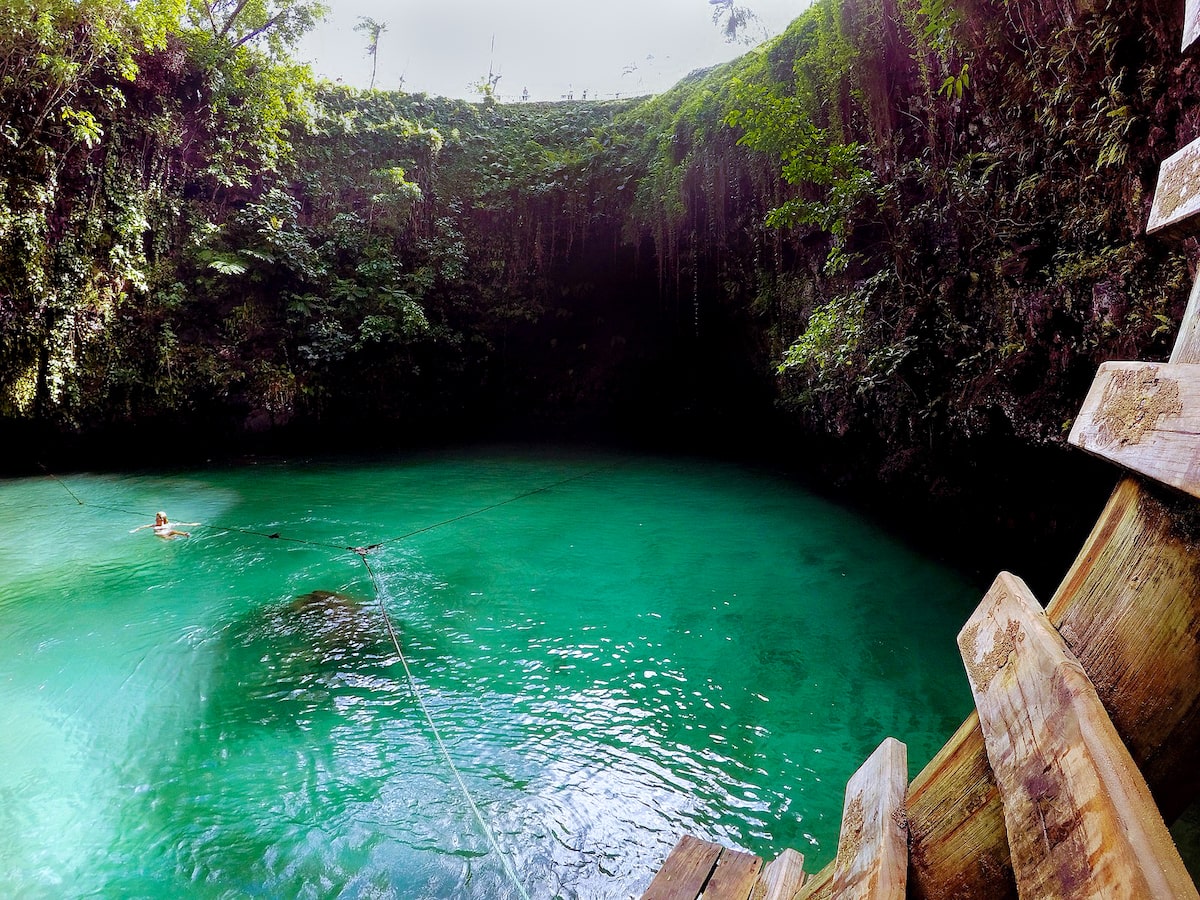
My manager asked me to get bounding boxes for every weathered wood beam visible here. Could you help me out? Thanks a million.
[825,737,909,900]
[1068,361,1200,498]
[754,848,806,900]
[959,572,1197,899]
[1148,135,1200,238]
[903,713,1012,899]
[1047,476,1200,816]
[796,864,834,899]
[796,717,1015,900]
[640,834,722,900]
[1186,0,1200,54]
[704,846,763,900]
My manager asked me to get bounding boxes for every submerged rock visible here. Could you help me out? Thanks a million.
[279,589,385,661]
[201,589,394,733]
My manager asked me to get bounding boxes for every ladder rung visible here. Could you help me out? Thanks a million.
[1068,361,1200,499]
[1147,135,1200,238]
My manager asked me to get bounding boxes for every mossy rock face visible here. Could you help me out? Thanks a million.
[7,0,1200,575]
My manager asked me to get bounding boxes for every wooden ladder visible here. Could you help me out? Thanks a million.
[640,2,1200,897]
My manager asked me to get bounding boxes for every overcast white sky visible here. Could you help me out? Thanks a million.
[295,1,809,102]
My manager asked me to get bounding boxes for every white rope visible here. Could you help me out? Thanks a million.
[359,552,533,900]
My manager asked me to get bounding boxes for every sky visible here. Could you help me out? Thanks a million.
[295,1,810,103]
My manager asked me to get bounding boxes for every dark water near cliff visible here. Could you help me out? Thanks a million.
[0,444,982,898]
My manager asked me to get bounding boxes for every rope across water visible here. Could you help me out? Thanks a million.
[356,550,533,900]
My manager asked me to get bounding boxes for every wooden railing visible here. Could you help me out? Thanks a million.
[639,3,1200,897]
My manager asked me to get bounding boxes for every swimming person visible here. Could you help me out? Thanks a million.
[131,511,198,539]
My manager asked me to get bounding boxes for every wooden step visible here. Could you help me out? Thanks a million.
[1147,135,1200,238]
[640,835,721,900]
[705,845,764,899]
[958,572,1198,899]
[640,834,763,900]
[1067,360,1200,498]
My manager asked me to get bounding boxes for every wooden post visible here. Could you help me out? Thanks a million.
[904,714,1012,898]
[824,737,909,900]
[755,848,806,900]
[959,572,1198,899]
[1047,476,1200,813]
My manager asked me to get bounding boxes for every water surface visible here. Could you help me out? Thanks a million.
[0,444,980,898]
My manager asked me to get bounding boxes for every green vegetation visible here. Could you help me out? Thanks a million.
[0,0,1191,544]
[605,0,1190,514]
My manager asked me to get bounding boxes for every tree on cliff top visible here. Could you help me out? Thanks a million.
[186,0,328,57]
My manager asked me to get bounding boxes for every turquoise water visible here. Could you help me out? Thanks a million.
[0,444,981,898]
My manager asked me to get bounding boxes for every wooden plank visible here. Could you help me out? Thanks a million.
[640,834,721,900]
[1147,135,1200,238]
[958,571,1198,899]
[704,846,763,900]
[1186,0,1200,54]
[1067,361,1200,498]
[904,712,1013,899]
[1047,477,1200,817]
[798,712,1014,900]
[828,737,908,900]
[752,848,806,900]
